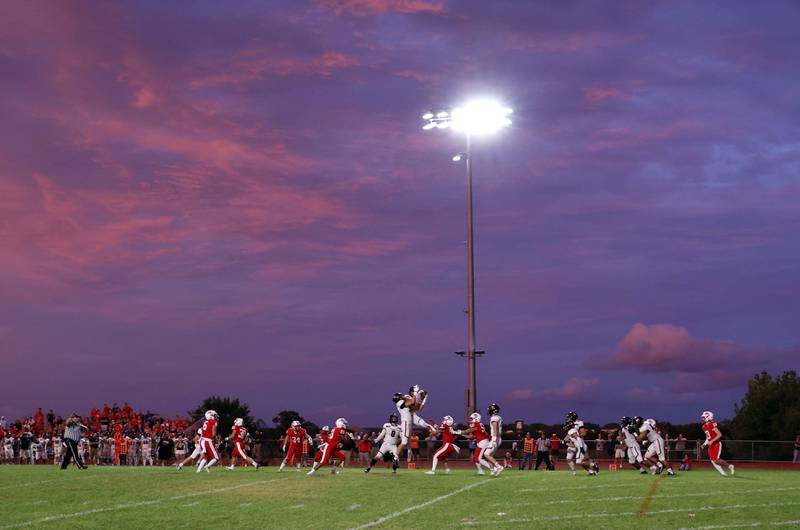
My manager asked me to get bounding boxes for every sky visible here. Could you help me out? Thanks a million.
[1,0,798,427]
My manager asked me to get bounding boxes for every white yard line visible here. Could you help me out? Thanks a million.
[542,486,800,505]
[460,501,800,526]
[678,520,800,530]
[350,479,492,530]
[0,477,288,529]
[0,479,61,491]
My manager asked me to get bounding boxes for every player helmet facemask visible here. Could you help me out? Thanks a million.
[321,425,330,432]
[389,414,399,425]
[620,416,632,428]
[335,418,347,429]
[487,403,500,416]
[291,420,301,429]
[204,410,218,420]
[234,418,244,427]
[409,385,420,396]
[469,412,481,423]
[701,410,714,423]
[442,415,454,426]
[632,416,643,428]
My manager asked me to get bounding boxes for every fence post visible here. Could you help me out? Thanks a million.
[751,441,754,462]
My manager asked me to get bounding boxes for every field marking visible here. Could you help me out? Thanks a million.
[0,477,290,529]
[0,479,61,491]
[460,501,800,526]
[350,479,492,530]
[348,503,362,510]
[543,486,800,505]
[639,478,661,515]
[678,519,800,530]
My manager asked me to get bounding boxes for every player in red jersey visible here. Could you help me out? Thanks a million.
[701,411,734,476]
[225,418,259,470]
[426,415,461,475]
[196,410,219,473]
[280,420,312,472]
[307,418,349,475]
[460,412,502,476]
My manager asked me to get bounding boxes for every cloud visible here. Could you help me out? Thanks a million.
[591,323,799,394]
[507,378,600,403]
[320,0,445,16]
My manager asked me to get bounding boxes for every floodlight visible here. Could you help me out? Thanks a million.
[450,99,513,135]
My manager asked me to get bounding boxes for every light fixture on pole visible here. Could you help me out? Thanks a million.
[421,99,513,422]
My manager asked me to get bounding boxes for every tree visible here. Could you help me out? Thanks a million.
[732,370,800,442]
[271,410,318,434]
[189,396,256,439]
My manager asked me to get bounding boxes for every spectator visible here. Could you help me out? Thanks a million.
[157,435,174,466]
[606,432,614,458]
[549,433,560,464]
[614,432,625,468]
[680,454,692,471]
[794,434,800,464]
[594,434,604,459]
[358,435,372,465]
[408,433,420,462]
[675,434,687,462]
[535,431,554,470]
[519,432,535,470]
[503,452,513,468]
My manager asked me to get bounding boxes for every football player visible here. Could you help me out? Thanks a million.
[563,412,599,476]
[620,416,647,474]
[279,420,312,472]
[307,418,349,475]
[701,411,734,476]
[460,410,503,476]
[226,418,259,470]
[637,418,675,476]
[364,414,401,474]
[394,386,435,460]
[426,415,461,475]
[196,410,219,473]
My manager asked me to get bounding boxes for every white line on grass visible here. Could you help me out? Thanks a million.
[542,486,800,505]
[0,477,289,529]
[460,501,800,526]
[0,480,60,491]
[677,519,800,530]
[350,479,492,530]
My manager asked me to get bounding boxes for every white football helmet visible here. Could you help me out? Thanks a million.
[204,410,217,420]
[442,415,454,426]
[321,425,330,432]
[645,418,657,429]
[469,412,481,423]
[701,410,714,422]
[573,420,584,429]
[291,420,301,428]
[335,418,347,428]
[234,418,244,426]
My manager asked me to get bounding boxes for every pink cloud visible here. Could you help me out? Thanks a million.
[584,86,626,104]
[507,378,600,403]
[320,0,445,16]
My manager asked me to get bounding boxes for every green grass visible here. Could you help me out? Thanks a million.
[1,464,798,529]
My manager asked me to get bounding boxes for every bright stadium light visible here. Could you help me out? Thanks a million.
[419,97,514,422]
[450,99,513,135]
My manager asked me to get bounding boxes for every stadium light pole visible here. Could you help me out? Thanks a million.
[422,100,513,422]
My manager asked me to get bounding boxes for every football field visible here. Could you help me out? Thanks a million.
[1,465,798,529]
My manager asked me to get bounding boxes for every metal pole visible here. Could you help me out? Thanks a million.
[465,133,477,421]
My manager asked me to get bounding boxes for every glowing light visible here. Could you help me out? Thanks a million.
[422,112,434,120]
[450,99,513,135]
[422,121,437,130]
[436,111,449,118]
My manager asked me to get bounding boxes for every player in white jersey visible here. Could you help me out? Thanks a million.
[486,403,505,477]
[175,431,203,470]
[636,417,675,476]
[563,412,599,476]
[364,414,401,474]
[393,385,434,459]
[3,436,13,463]
[51,436,61,465]
[619,416,648,474]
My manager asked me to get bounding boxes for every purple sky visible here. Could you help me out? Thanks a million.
[1,0,798,426]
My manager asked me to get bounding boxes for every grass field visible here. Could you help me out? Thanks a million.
[1,465,798,529]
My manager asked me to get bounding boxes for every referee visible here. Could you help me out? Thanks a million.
[61,414,89,470]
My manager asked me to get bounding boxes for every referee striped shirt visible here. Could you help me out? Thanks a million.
[64,423,84,442]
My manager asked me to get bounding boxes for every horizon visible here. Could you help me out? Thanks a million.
[2,1,799,427]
